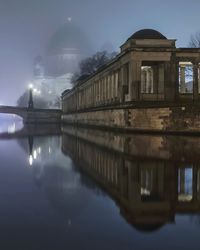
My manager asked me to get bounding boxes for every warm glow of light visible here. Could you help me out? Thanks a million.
[29,155,33,166]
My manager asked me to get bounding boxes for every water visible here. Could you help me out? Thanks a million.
[0,121,200,250]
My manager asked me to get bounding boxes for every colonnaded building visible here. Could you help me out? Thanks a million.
[62,29,200,133]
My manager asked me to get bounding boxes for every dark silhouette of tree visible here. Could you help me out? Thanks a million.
[189,32,200,48]
[71,50,117,86]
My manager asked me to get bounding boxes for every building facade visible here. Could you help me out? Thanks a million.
[62,29,200,133]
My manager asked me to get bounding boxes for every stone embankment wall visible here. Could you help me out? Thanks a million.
[62,105,200,133]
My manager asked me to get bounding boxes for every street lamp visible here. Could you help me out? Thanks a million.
[28,83,34,109]
[29,83,33,89]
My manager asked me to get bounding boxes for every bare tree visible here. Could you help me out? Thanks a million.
[189,32,200,48]
[71,50,117,86]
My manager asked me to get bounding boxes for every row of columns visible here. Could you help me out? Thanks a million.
[77,72,119,109]
[63,71,120,112]
[123,60,200,102]
[62,60,200,113]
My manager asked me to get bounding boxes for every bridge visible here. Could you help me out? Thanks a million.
[0,106,62,124]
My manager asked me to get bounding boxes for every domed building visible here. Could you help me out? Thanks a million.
[46,20,91,76]
[31,20,91,108]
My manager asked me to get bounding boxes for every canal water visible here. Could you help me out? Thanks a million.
[0,119,200,249]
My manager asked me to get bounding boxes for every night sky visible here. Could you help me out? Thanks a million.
[1,0,200,105]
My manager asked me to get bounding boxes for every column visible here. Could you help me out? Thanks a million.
[150,69,154,93]
[108,75,111,102]
[146,69,151,93]
[92,83,94,106]
[115,72,119,100]
[130,60,141,101]
[141,69,146,93]
[170,58,178,101]
[153,65,159,95]
[103,78,105,103]
[179,168,185,196]
[164,61,175,101]
[198,64,200,94]
[120,67,125,102]
[95,82,97,105]
[99,80,101,104]
[193,62,199,101]
[193,165,198,202]
[180,65,186,93]
[110,74,112,101]
[104,77,107,102]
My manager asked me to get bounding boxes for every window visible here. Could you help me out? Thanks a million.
[179,62,193,94]
[141,62,164,95]
[141,66,153,93]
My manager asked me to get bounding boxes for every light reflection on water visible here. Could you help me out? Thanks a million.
[0,125,200,249]
[0,114,23,133]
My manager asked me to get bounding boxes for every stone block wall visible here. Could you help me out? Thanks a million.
[62,105,200,133]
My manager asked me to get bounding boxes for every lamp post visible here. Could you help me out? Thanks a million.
[28,83,34,109]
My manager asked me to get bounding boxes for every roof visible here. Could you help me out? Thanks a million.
[128,29,167,40]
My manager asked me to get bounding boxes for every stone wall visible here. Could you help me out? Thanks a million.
[62,105,200,133]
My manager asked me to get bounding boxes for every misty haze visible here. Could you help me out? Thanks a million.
[1,0,200,249]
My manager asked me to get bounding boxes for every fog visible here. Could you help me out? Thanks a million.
[1,0,200,105]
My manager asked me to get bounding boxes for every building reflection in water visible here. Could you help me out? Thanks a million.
[61,126,200,232]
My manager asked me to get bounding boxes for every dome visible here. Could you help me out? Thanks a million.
[47,21,90,55]
[128,29,167,40]
[46,21,91,76]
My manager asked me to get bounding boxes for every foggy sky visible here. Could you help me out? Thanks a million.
[1,0,200,105]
